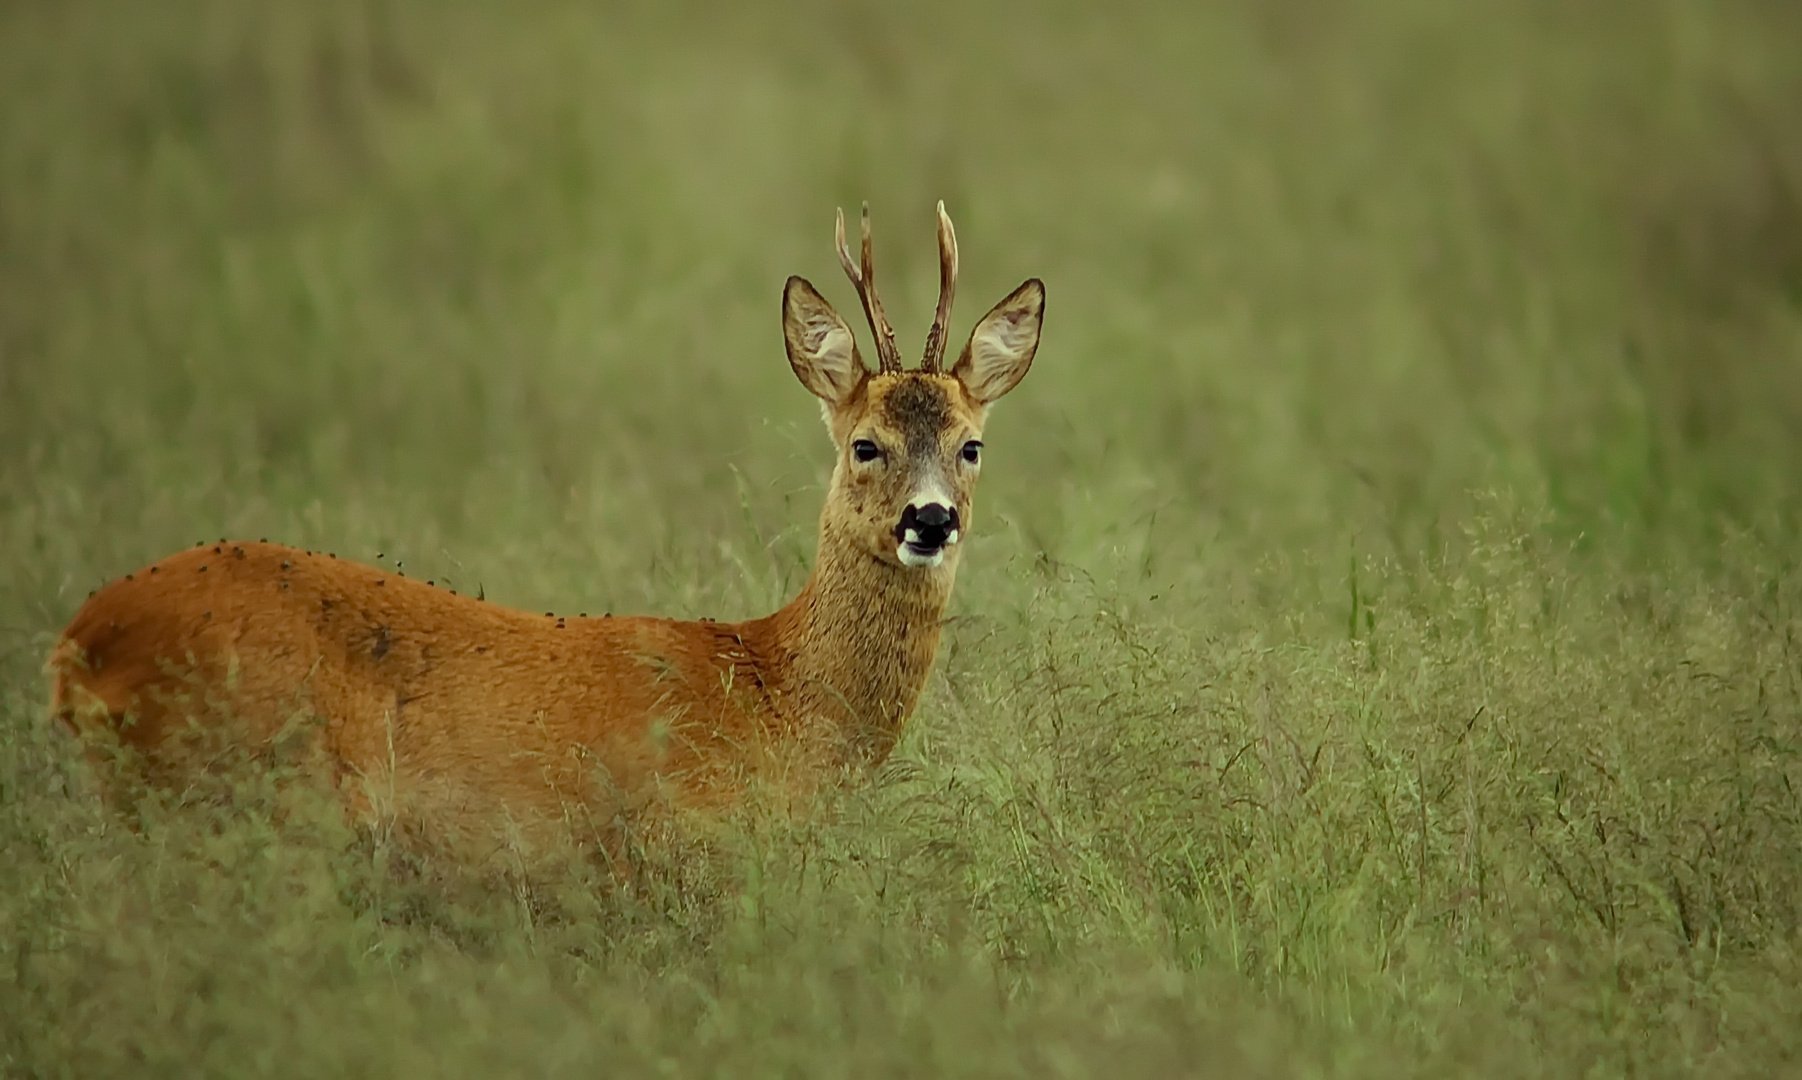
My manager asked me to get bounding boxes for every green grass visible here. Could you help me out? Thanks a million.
[5,0,1802,1075]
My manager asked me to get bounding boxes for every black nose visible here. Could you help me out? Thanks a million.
[914,503,953,530]
[896,502,960,549]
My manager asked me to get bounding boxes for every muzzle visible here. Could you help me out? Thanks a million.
[894,502,961,566]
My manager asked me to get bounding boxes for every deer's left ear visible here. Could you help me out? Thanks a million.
[952,279,1043,405]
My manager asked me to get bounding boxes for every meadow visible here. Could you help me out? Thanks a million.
[4,0,1802,1075]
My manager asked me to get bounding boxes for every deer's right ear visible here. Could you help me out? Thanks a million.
[784,276,866,407]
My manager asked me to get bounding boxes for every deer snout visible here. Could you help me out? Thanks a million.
[895,501,961,567]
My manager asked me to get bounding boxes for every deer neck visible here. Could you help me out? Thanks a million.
[763,518,956,764]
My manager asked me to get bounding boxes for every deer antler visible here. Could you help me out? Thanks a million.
[920,200,959,373]
[836,204,903,374]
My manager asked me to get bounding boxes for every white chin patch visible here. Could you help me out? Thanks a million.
[897,544,945,568]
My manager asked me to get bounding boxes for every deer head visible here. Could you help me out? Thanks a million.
[783,202,1044,571]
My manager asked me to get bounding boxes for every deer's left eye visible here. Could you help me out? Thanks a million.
[961,440,983,465]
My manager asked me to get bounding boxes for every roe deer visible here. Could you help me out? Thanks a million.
[48,202,1043,850]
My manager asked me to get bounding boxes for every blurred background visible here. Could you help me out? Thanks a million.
[4,2,1802,1075]
[4,0,1800,623]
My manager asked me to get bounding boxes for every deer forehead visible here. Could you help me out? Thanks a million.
[857,375,980,456]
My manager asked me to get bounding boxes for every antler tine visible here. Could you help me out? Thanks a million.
[860,205,903,372]
[834,205,859,287]
[835,203,903,373]
[920,200,959,373]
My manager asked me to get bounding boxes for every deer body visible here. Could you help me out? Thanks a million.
[49,204,1043,848]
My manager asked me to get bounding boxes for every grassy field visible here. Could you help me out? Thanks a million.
[4,0,1802,1075]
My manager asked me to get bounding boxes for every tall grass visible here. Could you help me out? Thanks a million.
[4,1,1801,1075]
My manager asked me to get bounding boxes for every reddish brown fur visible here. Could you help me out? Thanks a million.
[47,207,1044,854]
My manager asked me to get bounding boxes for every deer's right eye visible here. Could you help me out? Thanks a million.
[852,440,882,463]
